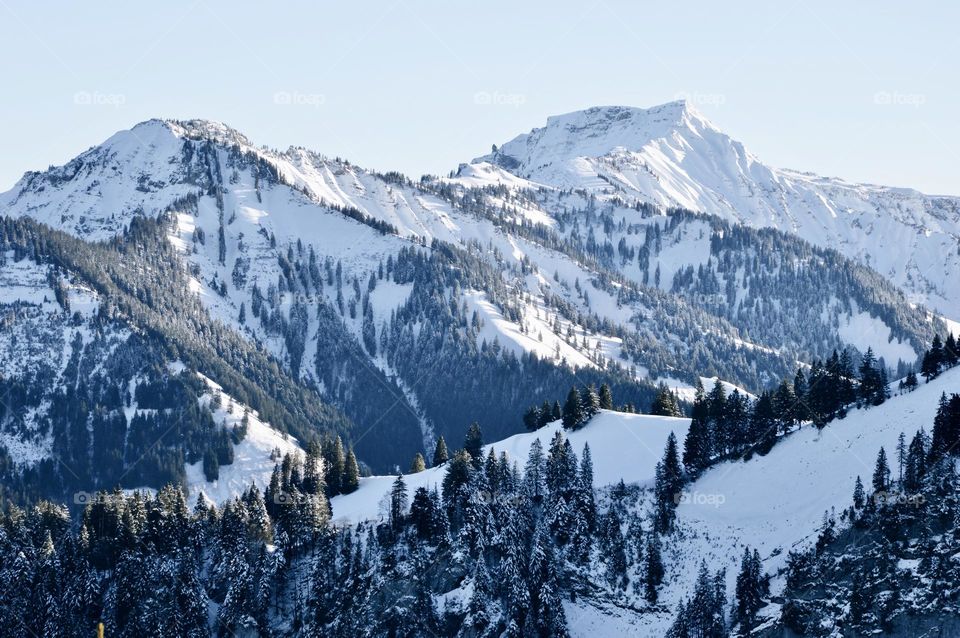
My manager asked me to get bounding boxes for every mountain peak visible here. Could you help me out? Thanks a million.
[160,118,255,148]
[544,100,706,129]
[476,100,720,174]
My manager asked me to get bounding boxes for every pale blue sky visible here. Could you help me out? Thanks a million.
[1,1,956,194]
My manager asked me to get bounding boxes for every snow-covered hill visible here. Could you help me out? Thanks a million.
[477,101,960,320]
[0,244,307,504]
[328,366,960,637]
[329,411,690,525]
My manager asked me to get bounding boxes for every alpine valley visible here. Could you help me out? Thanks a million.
[0,102,958,637]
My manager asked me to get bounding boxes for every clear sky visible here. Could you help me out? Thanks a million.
[1,1,956,194]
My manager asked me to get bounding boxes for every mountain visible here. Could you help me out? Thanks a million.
[0,115,945,492]
[0,215,350,504]
[477,101,960,321]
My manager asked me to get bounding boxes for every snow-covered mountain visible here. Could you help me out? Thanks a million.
[477,101,960,320]
[0,114,946,487]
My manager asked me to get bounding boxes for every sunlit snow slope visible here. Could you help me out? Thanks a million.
[329,411,690,525]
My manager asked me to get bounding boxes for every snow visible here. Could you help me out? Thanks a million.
[330,411,689,525]
[837,308,918,365]
[0,252,115,467]
[658,375,754,403]
[334,367,959,635]
[1,114,921,411]
[463,290,598,369]
[0,426,53,466]
[183,372,303,504]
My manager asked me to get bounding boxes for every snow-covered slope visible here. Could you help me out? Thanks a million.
[328,364,959,637]
[329,411,690,525]
[0,247,302,504]
[477,101,960,319]
[0,251,108,465]
[569,367,960,637]
[184,371,303,505]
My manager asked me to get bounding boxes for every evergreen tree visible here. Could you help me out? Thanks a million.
[581,384,601,420]
[929,393,960,464]
[872,447,890,494]
[523,405,541,431]
[409,453,426,474]
[750,392,777,455]
[464,422,484,468]
[792,368,810,424]
[773,379,797,432]
[903,369,919,391]
[468,557,493,632]
[432,435,449,467]
[599,383,614,410]
[562,386,583,430]
[578,443,597,532]
[945,333,959,367]
[552,400,563,422]
[602,509,628,589]
[852,475,865,509]
[389,474,408,531]
[342,449,360,494]
[650,383,682,417]
[441,450,474,521]
[683,381,712,476]
[644,533,664,603]
[848,572,869,626]
[523,438,547,503]
[904,430,928,492]
[896,432,907,483]
[670,562,727,638]
[654,432,684,533]
[322,436,346,497]
[735,547,765,632]
[921,334,944,381]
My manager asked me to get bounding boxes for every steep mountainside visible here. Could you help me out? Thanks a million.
[0,218,341,504]
[477,101,960,320]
